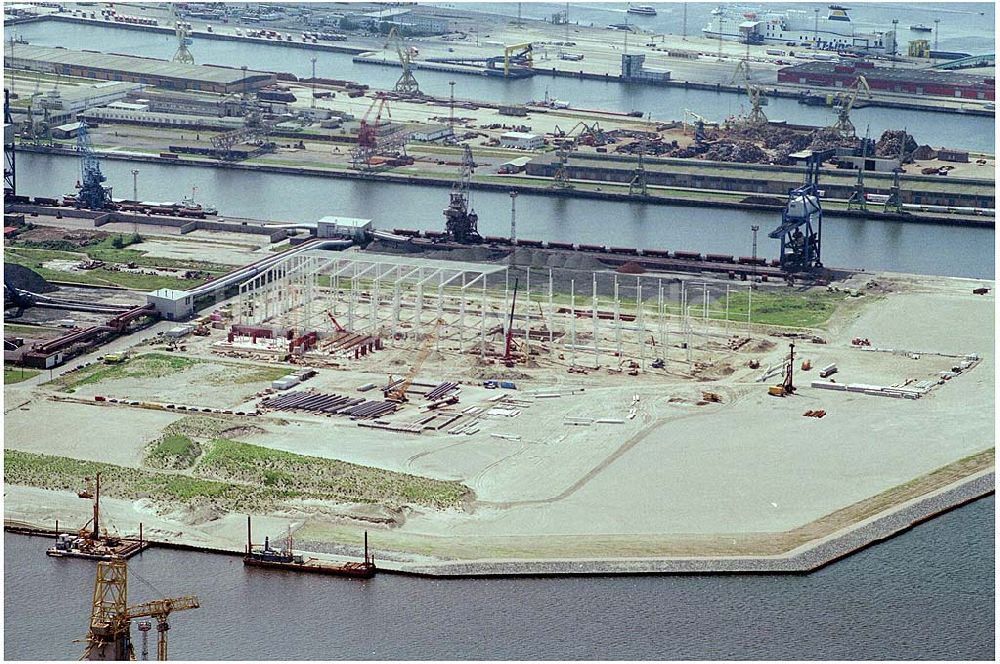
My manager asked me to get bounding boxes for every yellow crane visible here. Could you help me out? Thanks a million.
[84,558,199,661]
[830,75,871,139]
[386,27,420,95]
[386,319,443,403]
[731,60,768,126]
[503,42,533,77]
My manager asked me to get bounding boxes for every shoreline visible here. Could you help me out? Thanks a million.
[5,469,993,578]
[16,145,994,229]
[32,14,994,118]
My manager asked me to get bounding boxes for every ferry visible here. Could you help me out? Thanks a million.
[703,5,886,53]
[909,24,932,32]
[627,5,658,16]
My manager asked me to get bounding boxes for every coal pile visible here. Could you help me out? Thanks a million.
[4,264,57,294]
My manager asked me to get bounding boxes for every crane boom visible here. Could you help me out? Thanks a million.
[386,319,443,402]
[123,596,201,621]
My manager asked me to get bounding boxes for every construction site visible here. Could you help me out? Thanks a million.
[2,0,995,601]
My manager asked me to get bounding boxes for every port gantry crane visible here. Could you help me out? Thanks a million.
[731,60,768,126]
[830,75,871,140]
[846,124,872,211]
[444,144,482,243]
[84,557,199,661]
[350,93,408,171]
[549,121,608,190]
[386,26,420,95]
[75,122,113,210]
[768,153,823,273]
[385,319,444,403]
[4,88,15,196]
[170,3,194,64]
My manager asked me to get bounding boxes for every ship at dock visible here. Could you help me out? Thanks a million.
[243,517,376,579]
[703,4,887,53]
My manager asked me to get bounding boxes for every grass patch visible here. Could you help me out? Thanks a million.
[3,450,262,507]
[4,366,40,384]
[209,365,290,386]
[721,289,846,328]
[49,353,202,392]
[5,323,63,335]
[5,443,473,512]
[4,253,211,291]
[146,433,202,470]
[198,438,471,509]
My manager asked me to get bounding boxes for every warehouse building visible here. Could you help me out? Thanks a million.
[777,60,994,100]
[500,132,544,150]
[6,45,275,93]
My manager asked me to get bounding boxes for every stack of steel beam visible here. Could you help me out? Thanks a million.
[259,390,396,419]
[424,382,460,400]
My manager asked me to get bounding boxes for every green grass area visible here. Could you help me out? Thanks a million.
[146,433,202,470]
[9,236,234,273]
[4,252,211,291]
[198,438,471,509]
[5,442,472,511]
[4,366,40,384]
[49,353,202,392]
[3,450,268,506]
[721,289,846,328]
[209,365,290,386]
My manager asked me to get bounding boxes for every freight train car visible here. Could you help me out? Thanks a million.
[705,253,736,264]
[673,250,703,261]
[545,241,575,250]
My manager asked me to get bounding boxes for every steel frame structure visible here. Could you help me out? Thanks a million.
[233,253,756,371]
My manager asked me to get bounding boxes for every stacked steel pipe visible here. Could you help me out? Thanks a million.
[424,382,460,401]
[259,390,397,420]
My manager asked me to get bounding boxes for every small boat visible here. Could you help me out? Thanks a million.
[909,24,932,32]
[627,4,657,16]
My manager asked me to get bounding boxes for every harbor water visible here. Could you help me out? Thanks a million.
[8,14,995,153]
[16,153,997,280]
[4,496,994,660]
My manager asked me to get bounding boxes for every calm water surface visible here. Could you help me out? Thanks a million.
[9,9,995,152]
[3,496,994,660]
[17,153,996,279]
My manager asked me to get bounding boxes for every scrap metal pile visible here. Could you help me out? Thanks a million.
[612,123,864,164]
[874,129,918,159]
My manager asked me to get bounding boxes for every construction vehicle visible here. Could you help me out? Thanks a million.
[83,557,199,660]
[769,342,797,396]
[503,278,520,366]
[443,145,481,243]
[683,109,711,146]
[386,26,420,95]
[385,319,443,403]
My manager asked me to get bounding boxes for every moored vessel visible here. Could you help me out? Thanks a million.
[243,517,376,579]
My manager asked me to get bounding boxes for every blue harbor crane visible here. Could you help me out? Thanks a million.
[4,88,15,195]
[769,153,823,272]
[75,122,112,210]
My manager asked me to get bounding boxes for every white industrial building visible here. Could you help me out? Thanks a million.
[317,216,372,241]
[410,123,454,142]
[500,131,544,150]
[146,289,195,320]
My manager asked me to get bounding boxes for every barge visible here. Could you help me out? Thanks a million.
[243,517,376,579]
[46,473,149,560]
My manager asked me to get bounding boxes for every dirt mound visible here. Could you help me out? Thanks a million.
[4,263,57,293]
[616,261,646,274]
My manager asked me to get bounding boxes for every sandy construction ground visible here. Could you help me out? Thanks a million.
[4,271,994,562]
